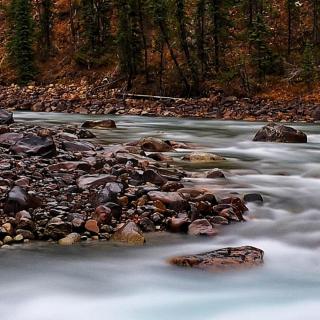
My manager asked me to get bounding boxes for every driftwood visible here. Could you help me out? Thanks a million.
[115,93,183,102]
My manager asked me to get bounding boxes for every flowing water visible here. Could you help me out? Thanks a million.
[1,112,320,320]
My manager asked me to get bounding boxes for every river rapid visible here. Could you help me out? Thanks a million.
[1,112,320,320]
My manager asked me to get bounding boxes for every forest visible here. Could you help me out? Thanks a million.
[0,0,320,97]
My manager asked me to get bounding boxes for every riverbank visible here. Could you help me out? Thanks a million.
[0,112,260,248]
[1,84,320,122]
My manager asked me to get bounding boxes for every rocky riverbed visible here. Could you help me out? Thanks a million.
[1,84,320,122]
[0,109,267,251]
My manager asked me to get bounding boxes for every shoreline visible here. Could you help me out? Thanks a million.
[1,84,320,123]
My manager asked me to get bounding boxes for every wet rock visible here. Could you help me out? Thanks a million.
[16,229,35,240]
[206,169,225,179]
[209,216,229,225]
[244,193,264,204]
[169,246,264,271]
[44,220,73,240]
[162,181,184,192]
[188,219,218,236]
[112,222,145,245]
[58,233,81,245]
[253,123,307,143]
[10,134,56,157]
[148,191,189,211]
[77,174,117,190]
[3,235,13,244]
[139,137,174,152]
[14,234,24,243]
[82,119,116,129]
[0,109,14,125]
[182,152,225,162]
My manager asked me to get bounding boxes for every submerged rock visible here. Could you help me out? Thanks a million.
[253,123,307,143]
[169,246,264,271]
[182,152,225,162]
[139,137,174,152]
[82,119,116,129]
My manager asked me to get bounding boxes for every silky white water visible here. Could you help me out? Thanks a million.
[1,112,319,320]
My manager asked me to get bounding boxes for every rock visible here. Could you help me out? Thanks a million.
[4,187,30,215]
[10,134,56,157]
[139,217,156,232]
[0,133,24,147]
[16,229,35,240]
[169,246,264,271]
[104,202,122,220]
[143,169,168,185]
[97,182,124,203]
[44,220,73,240]
[3,235,13,244]
[62,140,95,152]
[93,205,112,224]
[13,234,24,243]
[2,223,13,235]
[206,169,225,179]
[112,222,145,245]
[182,152,225,162]
[188,219,218,236]
[168,217,190,233]
[244,193,264,204]
[48,161,91,172]
[82,119,116,129]
[77,174,117,190]
[148,191,189,211]
[0,109,14,125]
[139,137,174,152]
[253,123,307,143]
[58,233,81,245]
[85,219,99,234]
[162,181,184,192]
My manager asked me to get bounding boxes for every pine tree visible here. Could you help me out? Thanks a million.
[7,0,36,84]
[249,13,274,79]
[302,40,316,91]
[38,0,53,55]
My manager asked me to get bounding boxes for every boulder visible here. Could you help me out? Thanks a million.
[58,233,81,245]
[148,191,189,211]
[10,134,56,157]
[182,152,225,162]
[0,109,14,125]
[169,246,264,271]
[253,123,307,143]
[0,133,23,147]
[112,222,145,245]
[62,140,95,152]
[139,137,174,152]
[81,119,116,129]
[188,219,218,236]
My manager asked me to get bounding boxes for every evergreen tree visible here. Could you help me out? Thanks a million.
[38,0,53,55]
[7,0,36,84]
[249,13,274,79]
[195,0,206,76]
[302,40,316,91]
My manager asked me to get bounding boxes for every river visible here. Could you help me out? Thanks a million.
[1,112,320,320]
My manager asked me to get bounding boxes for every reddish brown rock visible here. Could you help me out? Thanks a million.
[112,222,145,245]
[93,205,112,225]
[76,174,117,190]
[139,137,174,152]
[48,161,91,172]
[148,191,189,211]
[85,219,100,234]
[82,119,116,129]
[169,246,264,271]
[188,219,218,236]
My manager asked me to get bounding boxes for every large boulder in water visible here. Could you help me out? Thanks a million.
[0,109,14,125]
[139,137,174,152]
[169,246,264,272]
[81,119,116,129]
[253,123,307,143]
[10,134,56,157]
